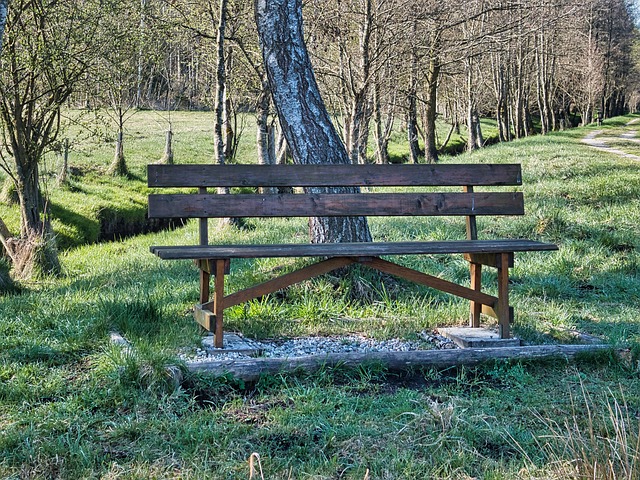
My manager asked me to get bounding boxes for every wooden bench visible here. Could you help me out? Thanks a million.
[147,163,557,348]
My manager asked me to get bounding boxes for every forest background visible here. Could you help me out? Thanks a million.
[0,0,639,278]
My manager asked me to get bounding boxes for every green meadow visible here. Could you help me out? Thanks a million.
[0,112,639,478]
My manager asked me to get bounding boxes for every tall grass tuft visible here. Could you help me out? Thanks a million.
[517,379,639,479]
[93,342,183,393]
[99,296,164,340]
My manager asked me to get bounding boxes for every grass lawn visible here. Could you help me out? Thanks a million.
[0,112,639,478]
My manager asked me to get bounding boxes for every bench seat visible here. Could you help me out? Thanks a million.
[151,239,557,260]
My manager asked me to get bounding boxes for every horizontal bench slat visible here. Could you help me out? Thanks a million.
[150,240,558,260]
[148,192,524,218]
[147,164,522,188]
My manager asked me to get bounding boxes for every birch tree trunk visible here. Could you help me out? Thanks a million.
[214,0,227,167]
[255,0,372,244]
[407,19,420,164]
[423,52,440,163]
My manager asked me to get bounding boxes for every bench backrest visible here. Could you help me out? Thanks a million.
[148,164,524,219]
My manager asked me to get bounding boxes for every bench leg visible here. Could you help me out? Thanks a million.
[195,259,227,348]
[469,262,482,328]
[496,253,511,339]
[213,259,226,349]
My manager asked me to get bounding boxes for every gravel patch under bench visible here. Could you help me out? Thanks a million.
[179,331,457,364]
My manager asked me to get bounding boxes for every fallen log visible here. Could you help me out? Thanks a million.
[186,344,613,382]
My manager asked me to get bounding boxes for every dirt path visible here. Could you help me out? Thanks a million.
[581,119,640,160]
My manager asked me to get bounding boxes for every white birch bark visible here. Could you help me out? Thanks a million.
[255,0,372,243]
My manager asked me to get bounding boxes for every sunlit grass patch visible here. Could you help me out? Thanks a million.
[0,113,639,478]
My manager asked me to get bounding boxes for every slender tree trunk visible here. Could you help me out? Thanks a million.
[524,97,534,135]
[213,0,227,167]
[161,129,173,164]
[275,125,293,194]
[109,123,128,176]
[15,163,41,238]
[57,138,70,185]
[338,49,353,152]
[255,0,372,243]
[407,95,420,164]
[275,127,289,165]
[256,83,271,167]
[372,77,392,164]
[423,55,440,163]
[136,0,147,108]
[349,0,373,165]
[467,65,478,152]
[12,152,60,277]
[213,0,241,227]
[492,57,510,142]
[474,111,484,147]
[349,92,371,164]
[223,46,236,161]
[407,20,420,164]
[256,82,277,194]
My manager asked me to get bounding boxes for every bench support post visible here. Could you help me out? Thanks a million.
[497,253,511,339]
[469,262,482,328]
[194,259,229,348]
[213,259,226,348]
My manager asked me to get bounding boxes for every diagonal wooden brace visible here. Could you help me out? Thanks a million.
[204,257,355,310]
[357,257,498,306]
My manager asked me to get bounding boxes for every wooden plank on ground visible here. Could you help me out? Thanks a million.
[186,345,614,382]
[148,164,523,188]
[148,192,525,219]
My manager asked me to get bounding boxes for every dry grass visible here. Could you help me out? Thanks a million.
[512,374,640,479]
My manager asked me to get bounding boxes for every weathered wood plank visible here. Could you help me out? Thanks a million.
[464,253,514,268]
[150,239,558,260]
[148,192,525,219]
[186,345,614,381]
[148,163,523,188]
